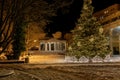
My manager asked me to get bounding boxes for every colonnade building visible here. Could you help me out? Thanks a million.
[29,32,67,54]
[39,38,66,53]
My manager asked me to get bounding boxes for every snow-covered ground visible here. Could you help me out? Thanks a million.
[1,63,120,80]
[65,55,120,63]
[28,54,120,64]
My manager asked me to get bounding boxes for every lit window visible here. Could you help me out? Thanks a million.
[104,10,108,14]
[51,43,54,50]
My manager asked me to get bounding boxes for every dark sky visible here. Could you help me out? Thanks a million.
[93,0,120,12]
[45,0,120,36]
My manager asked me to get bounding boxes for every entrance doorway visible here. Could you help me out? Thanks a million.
[110,26,120,55]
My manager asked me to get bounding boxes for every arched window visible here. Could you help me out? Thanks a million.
[40,42,45,51]
[110,26,120,55]
[51,42,54,51]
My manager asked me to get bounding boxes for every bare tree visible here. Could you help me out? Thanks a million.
[0,0,73,58]
[0,0,33,55]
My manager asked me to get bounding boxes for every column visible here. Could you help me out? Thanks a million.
[47,43,49,51]
[49,42,51,52]
[58,42,60,52]
[45,42,47,52]
[54,42,56,52]
[56,42,59,52]
[110,28,113,55]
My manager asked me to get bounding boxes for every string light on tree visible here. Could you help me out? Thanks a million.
[67,0,111,62]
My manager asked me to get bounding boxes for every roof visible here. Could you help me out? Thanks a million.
[40,38,66,42]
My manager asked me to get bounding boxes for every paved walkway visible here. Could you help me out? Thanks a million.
[0,70,14,77]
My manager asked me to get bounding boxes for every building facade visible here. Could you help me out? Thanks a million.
[28,31,67,54]
[94,4,120,56]
[39,38,66,53]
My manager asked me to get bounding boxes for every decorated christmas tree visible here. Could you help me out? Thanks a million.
[67,0,111,61]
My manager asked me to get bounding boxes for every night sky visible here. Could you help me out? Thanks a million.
[45,0,120,36]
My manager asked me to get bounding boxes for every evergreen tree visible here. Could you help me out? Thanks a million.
[12,16,26,60]
[67,0,111,61]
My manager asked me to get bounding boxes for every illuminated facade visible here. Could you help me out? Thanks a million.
[28,31,66,54]
[94,4,120,55]
[39,38,66,53]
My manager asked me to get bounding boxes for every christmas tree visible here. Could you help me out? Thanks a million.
[67,0,111,61]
